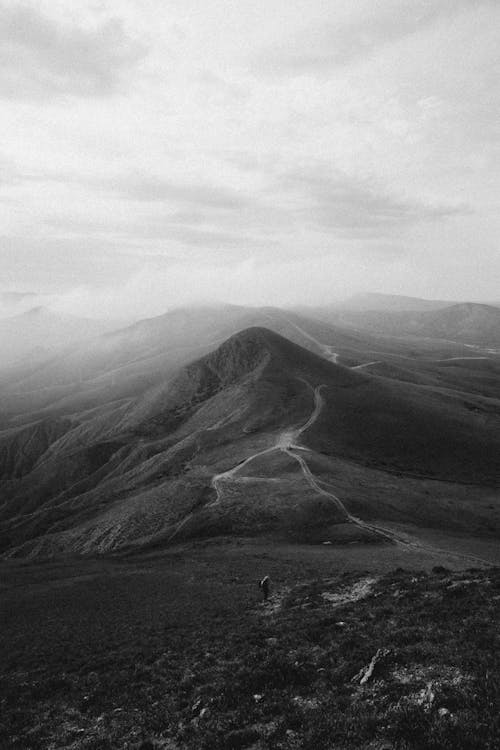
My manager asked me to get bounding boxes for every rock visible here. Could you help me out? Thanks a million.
[253,694,263,702]
[438,707,450,717]
[352,648,391,685]
[416,683,435,706]
[191,698,202,713]
[199,707,210,719]
[265,637,278,646]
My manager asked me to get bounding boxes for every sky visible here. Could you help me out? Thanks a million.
[0,0,499,317]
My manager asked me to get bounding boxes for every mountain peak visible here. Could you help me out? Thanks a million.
[204,326,335,381]
[218,325,285,349]
[199,326,293,384]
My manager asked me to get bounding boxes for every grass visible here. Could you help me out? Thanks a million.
[1,542,500,749]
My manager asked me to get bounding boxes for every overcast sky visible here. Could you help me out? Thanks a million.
[0,0,498,316]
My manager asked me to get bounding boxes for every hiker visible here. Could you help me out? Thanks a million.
[259,575,270,601]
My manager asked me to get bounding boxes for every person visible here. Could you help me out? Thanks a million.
[259,575,270,601]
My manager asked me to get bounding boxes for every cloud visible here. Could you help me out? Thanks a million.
[132,222,266,250]
[112,174,250,210]
[259,0,495,75]
[0,235,144,290]
[34,171,271,250]
[276,167,470,235]
[0,2,145,99]
[35,162,469,250]
[48,256,350,319]
[93,165,465,242]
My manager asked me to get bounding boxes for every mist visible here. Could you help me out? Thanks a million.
[47,258,353,320]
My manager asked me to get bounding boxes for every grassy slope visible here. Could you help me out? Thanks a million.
[320,303,500,346]
[2,328,500,557]
[1,544,500,749]
[363,357,500,400]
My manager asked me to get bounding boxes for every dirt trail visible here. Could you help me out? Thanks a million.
[209,382,323,507]
[432,356,490,362]
[165,383,323,542]
[168,359,493,567]
[286,450,492,567]
[351,361,380,370]
[282,319,339,364]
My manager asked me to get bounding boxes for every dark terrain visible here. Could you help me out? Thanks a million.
[1,295,499,748]
[1,544,500,749]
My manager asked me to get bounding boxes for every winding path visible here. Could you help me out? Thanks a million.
[285,449,492,567]
[209,381,324,507]
[282,319,339,364]
[351,361,380,370]
[165,382,323,543]
[207,379,492,567]
[167,335,493,566]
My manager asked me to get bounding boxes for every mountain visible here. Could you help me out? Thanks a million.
[0,306,120,368]
[1,327,499,559]
[0,303,475,428]
[320,302,500,348]
[337,292,455,312]
[0,290,46,320]
[407,303,500,345]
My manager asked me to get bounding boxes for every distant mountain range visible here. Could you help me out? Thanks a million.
[0,290,53,321]
[2,301,487,427]
[336,292,457,312]
[0,306,119,368]
[321,302,500,347]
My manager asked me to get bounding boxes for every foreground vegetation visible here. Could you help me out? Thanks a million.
[1,544,499,749]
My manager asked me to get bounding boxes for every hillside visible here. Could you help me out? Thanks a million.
[1,327,499,559]
[0,303,475,428]
[414,303,500,345]
[2,550,500,750]
[320,302,500,348]
[337,292,455,312]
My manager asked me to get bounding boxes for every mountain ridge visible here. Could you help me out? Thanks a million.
[1,326,499,559]
[318,301,500,348]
